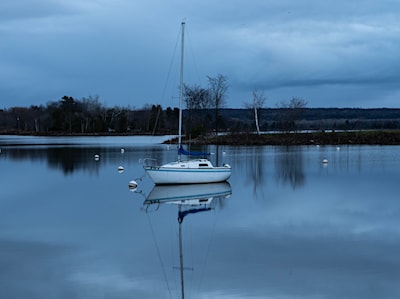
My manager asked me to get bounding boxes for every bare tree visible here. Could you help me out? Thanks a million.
[183,84,211,136]
[282,97,308,110]
[80,95,101,133]
[183,84,210,110]
[207,74,228,134]
[278,97,307,132]
[244,90,266,135]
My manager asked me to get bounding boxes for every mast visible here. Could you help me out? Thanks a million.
[178,21,185,161]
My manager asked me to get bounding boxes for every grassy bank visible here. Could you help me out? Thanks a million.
[184,130,400,146]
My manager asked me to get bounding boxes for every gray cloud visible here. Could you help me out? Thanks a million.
[1,0,400,108]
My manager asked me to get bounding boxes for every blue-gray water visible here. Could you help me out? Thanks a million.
[1,136,400,299]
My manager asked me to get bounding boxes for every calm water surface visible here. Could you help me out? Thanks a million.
[1,136,400,299]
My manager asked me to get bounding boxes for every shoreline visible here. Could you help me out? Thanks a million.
[1,130,400,145]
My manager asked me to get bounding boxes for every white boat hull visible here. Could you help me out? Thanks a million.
[144,159,231,185]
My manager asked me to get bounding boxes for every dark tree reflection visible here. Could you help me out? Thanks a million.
[46,147,101,175]
[245,147,266,200]
[275,146,305,189]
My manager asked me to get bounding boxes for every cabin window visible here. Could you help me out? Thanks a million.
[199,163,209,167]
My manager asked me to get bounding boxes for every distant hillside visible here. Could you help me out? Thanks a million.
[219,108,400,131]
[220,107,400,121]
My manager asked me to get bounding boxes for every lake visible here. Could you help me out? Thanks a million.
[1,135,400,299]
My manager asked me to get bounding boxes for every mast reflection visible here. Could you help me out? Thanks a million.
[142,182,232,299]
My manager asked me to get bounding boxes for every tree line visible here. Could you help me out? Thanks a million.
[2,70,399,136]
[0,74,233,136]
[0,95,176,135]
[3,97,400,136]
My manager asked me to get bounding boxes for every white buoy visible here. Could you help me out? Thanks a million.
[94,154,100,161]
[322,158,328,164]
[121,148,125,154]
[129,180,138,191]
[336,146,340,151]
[118,166,124,173]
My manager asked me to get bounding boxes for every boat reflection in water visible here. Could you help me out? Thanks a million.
[142,182,232,299]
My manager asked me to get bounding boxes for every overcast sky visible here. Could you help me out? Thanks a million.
[1,0,399,109]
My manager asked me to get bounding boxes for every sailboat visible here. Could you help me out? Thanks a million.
[143,182,232,299]
[143,22,232,185]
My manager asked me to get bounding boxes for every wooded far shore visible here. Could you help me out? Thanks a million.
[2,104,400,145]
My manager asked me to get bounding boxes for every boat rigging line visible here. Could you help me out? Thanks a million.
[146,212,173,299]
